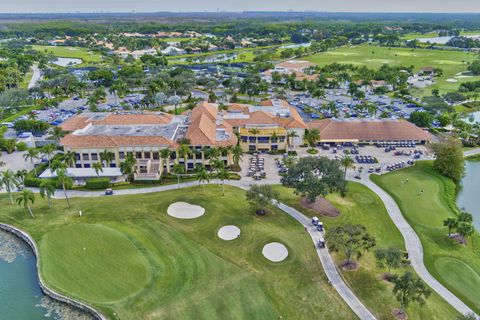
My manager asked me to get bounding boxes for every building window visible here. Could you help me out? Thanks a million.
[153,152,159,160]
[135,152,142,159]
[75,153,80,160]
[82,153,90,161]
[249,145,256,151]
[84,163,91,168]
[91,153,98,161]
[279,137,285,142]
[241,136,248,143]
[258,137,269,143]
[119,152,125,159]
[75,163,82,168]
[248,137,256,143]
[144,152,151,159]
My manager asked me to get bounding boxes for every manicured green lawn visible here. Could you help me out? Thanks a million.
[31,45,103,65]
[303,44,480,97]
[371,161,480,313]
[272,182,458,320]
[0,185,352,320]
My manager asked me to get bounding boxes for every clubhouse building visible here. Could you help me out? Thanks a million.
[59,100,431,181]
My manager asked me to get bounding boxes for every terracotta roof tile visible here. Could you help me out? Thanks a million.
[308,119,432,142]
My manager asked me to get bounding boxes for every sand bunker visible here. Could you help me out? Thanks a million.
[218,225,241,240]
[262,242,289,262]
[167,202,205,219]
[446,78,458,83]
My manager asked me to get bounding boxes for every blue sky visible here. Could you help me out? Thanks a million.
[1,0,479,13]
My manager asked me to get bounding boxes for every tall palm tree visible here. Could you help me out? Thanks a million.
[56,167,73,208]
[287,130,299,152]
[120,152,136,181]
[0,170,18,204]
[195,165,209,192]
[339,155,355,178]
[304,129,320,148]
[23,148,39,176]
[62,151,77,168]
[92,162,103,177]
[249,128,260,151]
[16,189,35,218]
[51,126,65,143]
[211,158,225,185]
[15,170,28,186]
[39,179,55,208]
[217,167,230,196]
[172,163,186,189]
[178,144,192,172]
[100,150,114,167]
[160,148,171,174]
[41,144,56,164]
[231,145,243,171]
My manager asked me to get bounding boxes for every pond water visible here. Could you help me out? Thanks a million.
[0,230,92,320]
[280,42,311,49]
[457,160,480,231]
[462,111,480,124]
[51,57,83,67]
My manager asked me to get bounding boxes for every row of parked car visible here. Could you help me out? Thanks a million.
[386,160,415,171]
[355,155,378,164]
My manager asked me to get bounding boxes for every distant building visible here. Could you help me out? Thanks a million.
[161,46,187,56]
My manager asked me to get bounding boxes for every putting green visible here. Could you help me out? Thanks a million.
[434,257,480,310]
[39,223,151,303]
[394,52,417,57]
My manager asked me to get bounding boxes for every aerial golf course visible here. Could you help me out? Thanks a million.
[0,181,461,320]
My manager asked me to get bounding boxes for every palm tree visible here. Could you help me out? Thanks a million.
[339,155,355,178]
[16,189,35,218]
[15,169,28,186]
[305,129,320,148]
[39,179,55,208]
[41,144,56,164]
[172,163,186,189]
[287,130,299,152]
[195,165,209,192]
[120,152,136,181]
[211,158,225,185]
[178,144,192,172]
[249,128,260,151]
[231,145,243,171]
[92,162,103,177]
[56,167,73,208]
[160,148,171,174]
[0,170,18,204]
[100,150,114,167]
[217,167,230,196]
[51,126,65,143]
[62,151,77,168]
[23,148,40,176]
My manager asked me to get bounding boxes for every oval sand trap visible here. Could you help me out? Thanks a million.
[218,225,241,240]
[167,202,205,219]
[262,242,289,262]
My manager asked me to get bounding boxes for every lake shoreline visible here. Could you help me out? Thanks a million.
[0,223,106,320]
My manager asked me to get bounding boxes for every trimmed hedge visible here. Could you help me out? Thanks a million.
[85,178,111,190]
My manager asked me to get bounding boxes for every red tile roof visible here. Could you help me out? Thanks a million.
[308,119,432,142]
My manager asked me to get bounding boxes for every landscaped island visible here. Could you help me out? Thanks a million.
[0,185,353,319]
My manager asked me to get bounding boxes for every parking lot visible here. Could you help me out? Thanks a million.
[288,86,423,121]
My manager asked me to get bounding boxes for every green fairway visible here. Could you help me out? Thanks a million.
[372,162,480,313]
[0,185,352,320]
[272,182,458,320]
[303,44,480,97]
[31,45,103,65]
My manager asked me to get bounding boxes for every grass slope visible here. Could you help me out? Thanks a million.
[272,182,459,320]
[303,44,480,97]
[371,161,480,313]
[0,185,352,320]
[31,45,103,65]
